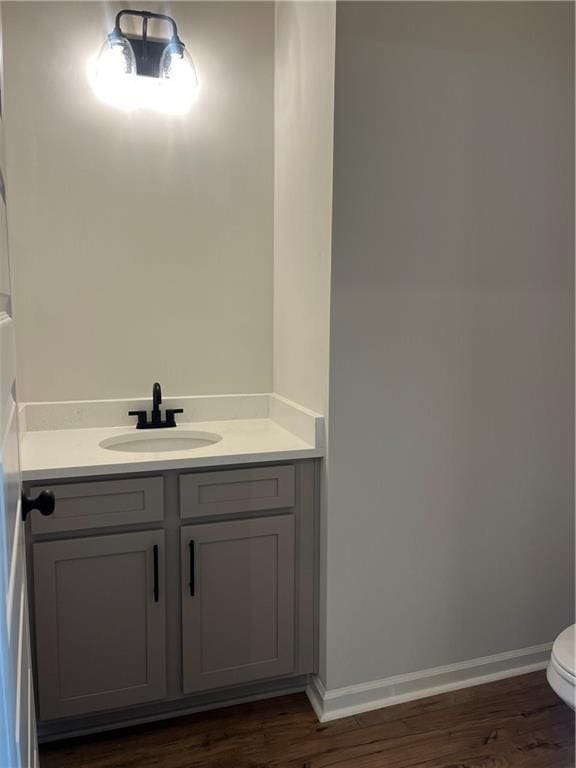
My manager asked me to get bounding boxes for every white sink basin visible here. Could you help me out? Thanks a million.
[100,430,222,454]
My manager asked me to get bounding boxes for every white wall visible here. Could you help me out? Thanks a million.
[325,1,574,690]
[3,2,274,402]
[273,0,335,690]
[273,1,335,416]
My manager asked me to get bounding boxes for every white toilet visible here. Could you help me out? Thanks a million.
[547,624,576,710]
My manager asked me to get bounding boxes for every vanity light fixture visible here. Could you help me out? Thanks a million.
[93,9,198,114]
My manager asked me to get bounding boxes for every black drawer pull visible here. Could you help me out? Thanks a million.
[189,540,195,596]
[153,544,159,603]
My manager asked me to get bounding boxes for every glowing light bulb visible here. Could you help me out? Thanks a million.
[94,32,137,110]
[158,40,198,114]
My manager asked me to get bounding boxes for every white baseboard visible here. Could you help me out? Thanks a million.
[306,642,552,722]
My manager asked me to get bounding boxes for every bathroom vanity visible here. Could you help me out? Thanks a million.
[20,395,323,740]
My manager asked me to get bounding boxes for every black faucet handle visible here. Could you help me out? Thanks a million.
[165,408,184,428]
[128,410,148,429]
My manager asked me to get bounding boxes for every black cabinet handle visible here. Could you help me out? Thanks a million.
[21,490,55,522]
[189,540,195,596]
[153,544,159,603]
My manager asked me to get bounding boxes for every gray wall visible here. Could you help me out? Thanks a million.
[4,2,274,402]
[325,1,574,689]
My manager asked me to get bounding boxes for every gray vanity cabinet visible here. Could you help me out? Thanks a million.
[32,530,166,720]
[26,460,318,737]
[181,515,295,693]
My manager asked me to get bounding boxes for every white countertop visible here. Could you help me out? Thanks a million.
[20,394,325,481]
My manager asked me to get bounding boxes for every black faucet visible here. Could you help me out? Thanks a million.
[129,383,184,429]
[151,382,162,425]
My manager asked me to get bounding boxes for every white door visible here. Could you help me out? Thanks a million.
[0,5,39,765]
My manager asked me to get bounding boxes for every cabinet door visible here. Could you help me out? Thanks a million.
[181,516,295,693]
[33,530,166,720]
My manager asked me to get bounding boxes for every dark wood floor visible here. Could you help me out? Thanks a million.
[40,671,574,768]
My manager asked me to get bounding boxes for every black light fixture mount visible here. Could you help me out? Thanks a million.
[109,9,185,78]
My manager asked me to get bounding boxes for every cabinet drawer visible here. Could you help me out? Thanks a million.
[179,465,295,519]
[29,477,164,534]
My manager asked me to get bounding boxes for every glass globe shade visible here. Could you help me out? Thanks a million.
[158,41,198,114]
[94,34,137,109]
